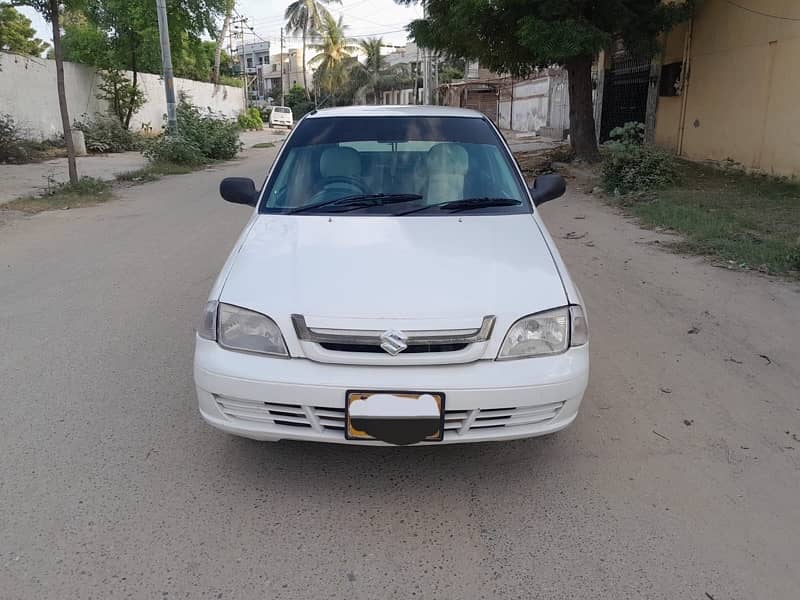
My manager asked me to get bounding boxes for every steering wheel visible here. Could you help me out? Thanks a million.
[315,176,368,194]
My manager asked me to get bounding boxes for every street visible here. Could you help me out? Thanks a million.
[1,144,799,599]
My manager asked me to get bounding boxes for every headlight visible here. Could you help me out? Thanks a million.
[217,303,289,357]
[498,307,569,359]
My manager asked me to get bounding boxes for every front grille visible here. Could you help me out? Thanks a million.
[216,396,564,436]
[319,342,469,354]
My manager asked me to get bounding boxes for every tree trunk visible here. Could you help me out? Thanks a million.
[50,0,78,185]
[565,54,600,162]
[302,29,309,99]
[213,0,233,84]
[123,58,137,130]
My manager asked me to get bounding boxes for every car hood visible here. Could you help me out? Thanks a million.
[219,214,566,326]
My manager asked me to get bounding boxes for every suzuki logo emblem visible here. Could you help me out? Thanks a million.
[380,330,409,355]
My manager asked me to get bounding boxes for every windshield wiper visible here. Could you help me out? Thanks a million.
[288,193,423,214]
[395,197,523,216]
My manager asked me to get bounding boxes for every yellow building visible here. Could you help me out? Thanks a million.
[654,0,800,176]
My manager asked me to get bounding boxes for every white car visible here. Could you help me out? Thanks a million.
[269,106,293,129]
[195,105,589,446]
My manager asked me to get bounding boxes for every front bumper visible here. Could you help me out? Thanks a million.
[194,337,589,445]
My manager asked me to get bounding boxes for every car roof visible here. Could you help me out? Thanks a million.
[304,105,486,119]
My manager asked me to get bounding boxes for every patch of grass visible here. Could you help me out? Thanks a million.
[116,161,197,182]
[3,177,112,214]
[619,160,800,275]
[252,142,275,149]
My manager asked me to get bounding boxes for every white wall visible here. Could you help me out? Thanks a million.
[0,52,245,139]
[509,77,551,133]
[496,71,571,134]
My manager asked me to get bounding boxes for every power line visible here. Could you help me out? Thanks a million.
[725,0,800,21]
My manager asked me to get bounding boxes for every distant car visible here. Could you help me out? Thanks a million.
[269,106,293,129]
[195,105,589,446]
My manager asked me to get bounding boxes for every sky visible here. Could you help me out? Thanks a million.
[18,0,423,53]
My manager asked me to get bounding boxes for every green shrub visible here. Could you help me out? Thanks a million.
[0,113,30,163]
[174,95,242,161]
[602,143,677,195]
[237,107,263,130]
[143,135,206,166]
[259,106,272,122]
[290,100,315,120]
[609,121,645,147]
[74,114,143,153]
[143,95,242,166]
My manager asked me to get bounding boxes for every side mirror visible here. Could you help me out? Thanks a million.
[220,177,258,206]
[530,174,566,207]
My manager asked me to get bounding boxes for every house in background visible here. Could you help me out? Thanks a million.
[651,0,800,176]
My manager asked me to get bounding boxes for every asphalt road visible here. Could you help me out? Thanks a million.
[1,144,799,599]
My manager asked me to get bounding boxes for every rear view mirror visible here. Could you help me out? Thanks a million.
[220,177,258,206]
[530,174,566,207]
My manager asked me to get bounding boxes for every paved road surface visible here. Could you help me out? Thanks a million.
[1,145,799,599]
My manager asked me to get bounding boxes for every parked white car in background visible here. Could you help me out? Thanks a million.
[269,106,293,129]
[195,105,589,446]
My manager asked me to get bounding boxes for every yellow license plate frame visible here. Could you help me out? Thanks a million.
[345,390,445,442]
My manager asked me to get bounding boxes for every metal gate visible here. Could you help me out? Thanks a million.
[599,45,651,142]
[463,86,499,125]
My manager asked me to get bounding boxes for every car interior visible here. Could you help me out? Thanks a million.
[269,141,522,210]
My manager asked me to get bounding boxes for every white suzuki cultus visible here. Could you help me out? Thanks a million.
[194,106,589,446]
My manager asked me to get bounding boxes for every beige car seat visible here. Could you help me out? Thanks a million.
[424,143,469,203]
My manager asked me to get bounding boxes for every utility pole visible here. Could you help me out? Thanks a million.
[280,27,285,106]
[422,3,433,105]
[155,0,177,133]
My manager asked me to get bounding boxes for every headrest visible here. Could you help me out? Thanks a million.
[320,146,361,178]
[426,143,469,175]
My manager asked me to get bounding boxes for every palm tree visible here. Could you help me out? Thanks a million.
[357,37,384,104]
[309,14,357,104]
[284,0,341,98]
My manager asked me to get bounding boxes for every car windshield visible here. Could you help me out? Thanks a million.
[274,107,290,114]
[259,116,530,216]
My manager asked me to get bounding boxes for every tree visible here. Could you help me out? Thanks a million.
[212,0,233,84]
[309,13,357,104]
[356,37,383,104]
[0,3,49,55]
[13,0,79,184]
[284,0,341,98]
[60,0,225,126]
[397,0,693,161]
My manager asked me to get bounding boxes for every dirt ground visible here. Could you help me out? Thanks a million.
[1,143,798,598]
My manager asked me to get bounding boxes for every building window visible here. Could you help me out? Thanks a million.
[659,62,683,97]
[246,58,253,68]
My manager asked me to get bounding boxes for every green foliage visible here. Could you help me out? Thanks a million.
[96,70,147,128]
[219,74,243,88]
[4,177,112,214]
[602,143,677,195]
[237,107,264,130]
[309,14,357,101]
[144,95,241,165]
[284,84,315,118]
[401,0,694,78]
[0,3,49,55]
[0,114,66,164]
[143,135,206,166]
[398,0,692,159]
[622,161,800,275]
[0,113,30,163]
[59,0,226,83]
[74,113,143,153]
[609,121,645,147]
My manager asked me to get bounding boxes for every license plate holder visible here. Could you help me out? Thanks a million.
[345,390,445,444]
